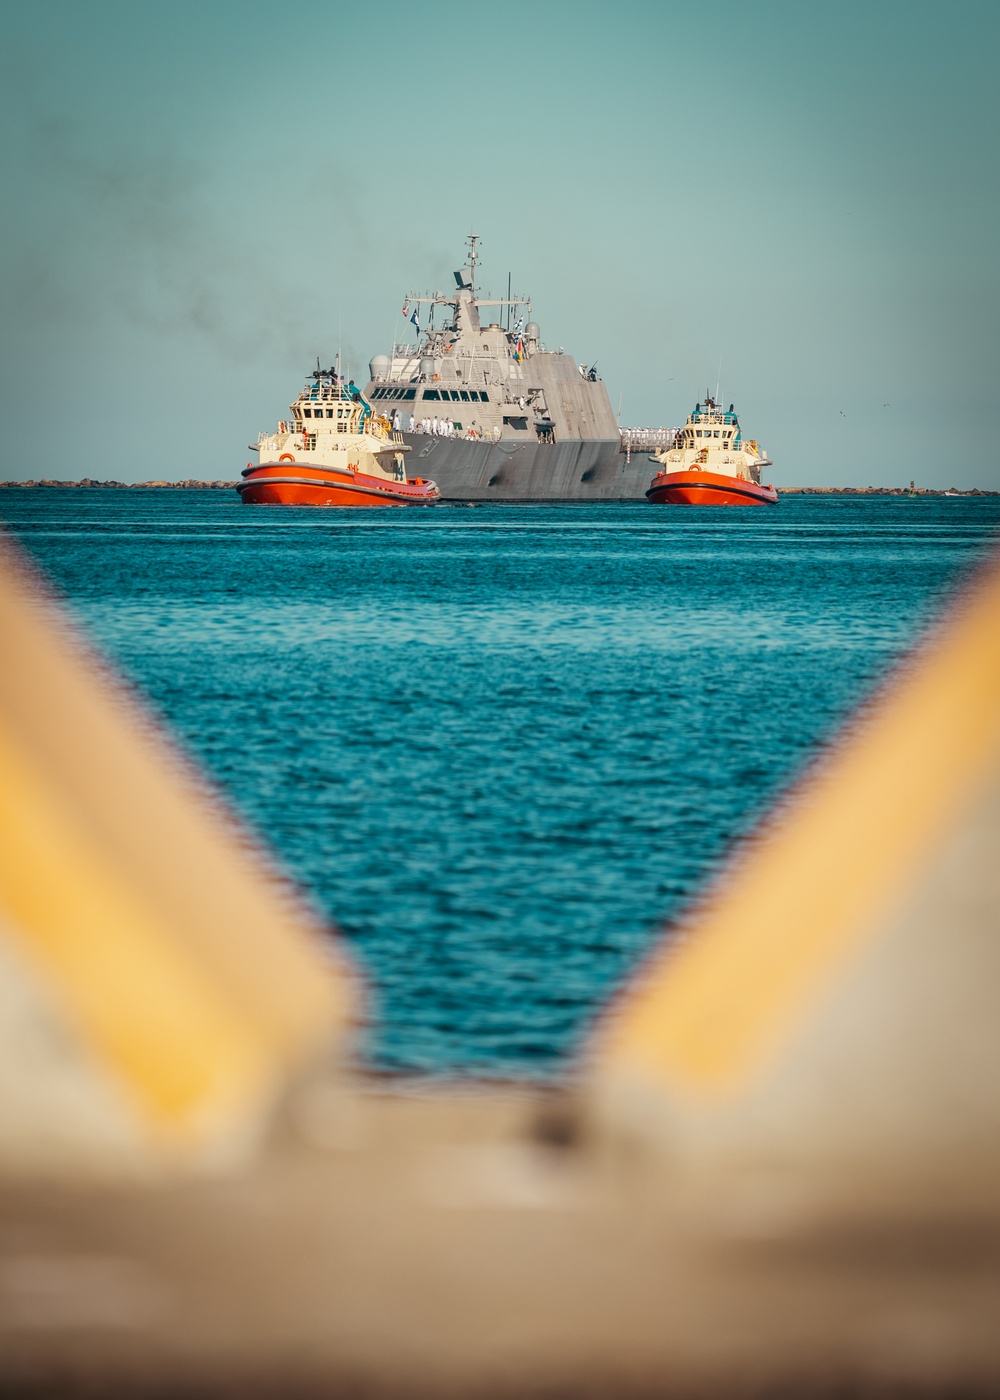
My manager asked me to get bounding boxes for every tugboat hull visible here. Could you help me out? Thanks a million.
[646,470,778,507]
[238,463,439,507]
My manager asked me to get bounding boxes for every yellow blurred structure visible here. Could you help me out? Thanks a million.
[594,543,1000,1180]
[0,534,349,1175]
[0,528,998,1394]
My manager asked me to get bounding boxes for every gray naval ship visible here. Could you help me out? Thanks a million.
[363,237,650,501]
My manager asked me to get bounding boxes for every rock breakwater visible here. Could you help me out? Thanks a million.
[0,479,238,489]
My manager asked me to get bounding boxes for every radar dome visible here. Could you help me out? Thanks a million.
[419,357,436,379]
[369,355,390,381]
[525,322,540,342]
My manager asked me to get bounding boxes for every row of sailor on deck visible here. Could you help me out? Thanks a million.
[410,414,496,441]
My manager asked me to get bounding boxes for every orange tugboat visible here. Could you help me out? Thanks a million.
[646,393,777,506]
[239,366,439,507]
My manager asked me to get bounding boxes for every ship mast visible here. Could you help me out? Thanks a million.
[465,233,479,295]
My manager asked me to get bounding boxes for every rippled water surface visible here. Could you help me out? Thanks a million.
[4,491,998,1074]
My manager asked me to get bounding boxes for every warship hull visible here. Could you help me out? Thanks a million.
[401,435,649,501]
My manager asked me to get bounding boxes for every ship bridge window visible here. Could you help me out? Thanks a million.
[460,390,470,401]
[479,391,490,402]
[714,431,720,437]
[403,389,416,400]
[449,390,461,401]
[422,390,440,400]
[696,430,702,437]
[326,409,335,418]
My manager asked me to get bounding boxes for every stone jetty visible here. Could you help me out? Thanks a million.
[0,479,238,489]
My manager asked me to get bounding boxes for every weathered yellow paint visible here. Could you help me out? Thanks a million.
[600,549,1000,1097]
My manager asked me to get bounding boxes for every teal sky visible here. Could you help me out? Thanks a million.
[1,0,997,487]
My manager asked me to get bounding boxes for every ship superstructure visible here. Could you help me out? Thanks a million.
[363,238,649,500]
[646,393,777,506]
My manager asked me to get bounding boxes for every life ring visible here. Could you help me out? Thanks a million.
[279,453,295,462]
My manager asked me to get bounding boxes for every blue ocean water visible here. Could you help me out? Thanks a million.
[3,491,998,1076]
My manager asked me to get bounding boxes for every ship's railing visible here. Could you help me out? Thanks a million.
[619,427,680,453]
